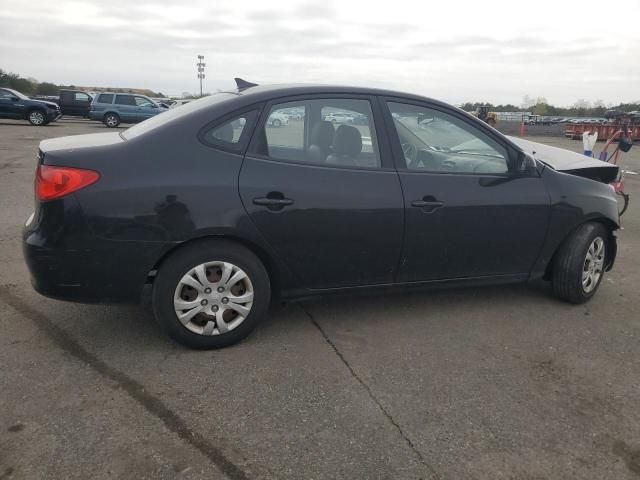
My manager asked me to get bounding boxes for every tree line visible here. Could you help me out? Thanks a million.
[2,68,637,114]
[0,68,165,98]
[460,95,640,118]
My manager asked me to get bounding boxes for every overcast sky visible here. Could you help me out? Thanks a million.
[1,0,638,105]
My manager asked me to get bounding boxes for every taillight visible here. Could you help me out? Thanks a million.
[36,165,100,201]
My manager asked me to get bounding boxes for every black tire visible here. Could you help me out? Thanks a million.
[551,222,608,304]
[27,109,46,126]
[152,239,271,349]
[103,113,120,128]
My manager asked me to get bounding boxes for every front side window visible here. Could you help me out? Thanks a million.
[135,96,154,107]
[0,89,13,100]
[97,93,114,104]
[388,102,509,175]
[201,110,258,150]
[74,92,90,102]
[255,98,380,168]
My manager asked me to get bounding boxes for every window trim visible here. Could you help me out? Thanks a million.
[381,96,523,176]
[197,104,263,154]
[247,93,395,171]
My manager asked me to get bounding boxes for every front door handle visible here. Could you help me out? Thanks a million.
[253,198,294,206]
[252,192,294,211]
[411,196,444,213]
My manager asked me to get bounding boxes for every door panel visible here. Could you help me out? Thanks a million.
[240,157,404,288]
[398,172,549,281]
[384,100,550,282]
[239,96,403,290]
[0,90,23,118]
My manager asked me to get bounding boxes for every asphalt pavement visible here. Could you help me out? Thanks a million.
[1,118,639,479]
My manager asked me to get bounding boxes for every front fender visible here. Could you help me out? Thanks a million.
[530,167,620,280]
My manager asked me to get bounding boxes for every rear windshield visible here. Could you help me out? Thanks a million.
[122,93,237,140]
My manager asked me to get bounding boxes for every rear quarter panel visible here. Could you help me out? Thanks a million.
[44,109,297,298]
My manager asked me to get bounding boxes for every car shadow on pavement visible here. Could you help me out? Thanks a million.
[26,280,557,354]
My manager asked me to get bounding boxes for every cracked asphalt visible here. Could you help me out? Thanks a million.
[1,118,640,479]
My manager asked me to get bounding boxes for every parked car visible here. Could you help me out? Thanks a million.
[24,83,621,349]
[169,99,192,109]
[266,111,289,127]
[88,92,168,127]
[57,89,93,117]
[0,88,61,125]
[324,111,355,124]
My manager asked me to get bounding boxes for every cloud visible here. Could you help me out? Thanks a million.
[0,0,638,104]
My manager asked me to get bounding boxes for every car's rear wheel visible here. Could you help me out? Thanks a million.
[28,110,46,126]
[152,239,271,349]
[103,113,120,128]
[552,222,608,304]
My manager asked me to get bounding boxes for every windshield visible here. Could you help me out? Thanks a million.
[122,92,237,140]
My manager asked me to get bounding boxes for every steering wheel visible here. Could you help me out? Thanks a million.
[402,142,418,167]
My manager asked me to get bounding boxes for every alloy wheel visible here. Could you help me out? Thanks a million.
[173,261,254,336]
[582,237,605,293]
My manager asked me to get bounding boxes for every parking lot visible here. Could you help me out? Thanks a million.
[1,118,640,479]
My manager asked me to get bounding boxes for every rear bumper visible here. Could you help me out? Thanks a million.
[22,202,169,304]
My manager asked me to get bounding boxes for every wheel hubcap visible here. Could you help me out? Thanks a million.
[30,112,44,124]
[173,261,254,336]
[582,237,605,293]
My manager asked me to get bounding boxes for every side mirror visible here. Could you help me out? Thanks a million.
[151,104,158,108]
[11,96,19,101]
[515,153,538,176]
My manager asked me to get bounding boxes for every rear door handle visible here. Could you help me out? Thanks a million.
[411,197,444,213]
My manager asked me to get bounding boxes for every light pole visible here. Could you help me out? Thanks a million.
[197,55,206,97]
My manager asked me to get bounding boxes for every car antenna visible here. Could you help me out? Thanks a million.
[234,78,258,91]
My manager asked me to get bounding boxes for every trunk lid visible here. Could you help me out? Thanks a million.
[39,132,124,155]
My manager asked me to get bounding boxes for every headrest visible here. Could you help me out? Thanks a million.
[332,125,362,157]
[310,121,335,148]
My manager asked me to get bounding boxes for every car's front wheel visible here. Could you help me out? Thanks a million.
[152,239,271,349]
[103,113,120,128]
[28,110,46,126]
[552,222,609,304]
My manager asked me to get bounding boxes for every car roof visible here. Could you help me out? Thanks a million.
[95,92,147,96]
[230,83,452,108]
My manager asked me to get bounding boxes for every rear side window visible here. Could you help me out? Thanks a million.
[201,110,258,151]
[115,95,136,106]
[97,94,114,104]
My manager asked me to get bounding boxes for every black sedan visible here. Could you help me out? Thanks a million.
[23,80,621,348]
